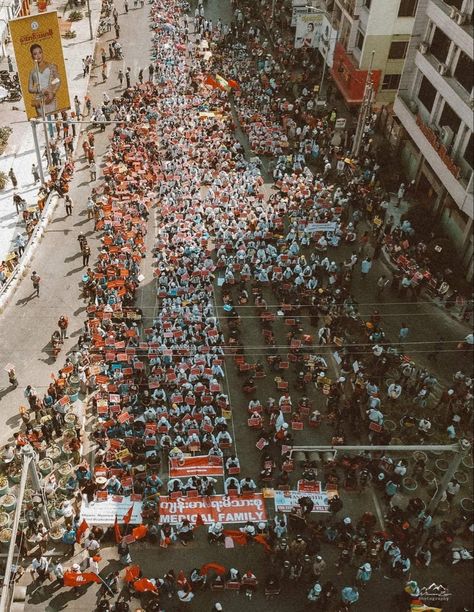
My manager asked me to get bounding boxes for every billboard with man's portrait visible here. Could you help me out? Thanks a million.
[9,11,70,120]
[294,12,324,49]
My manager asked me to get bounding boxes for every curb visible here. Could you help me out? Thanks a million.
[0,9,101,313]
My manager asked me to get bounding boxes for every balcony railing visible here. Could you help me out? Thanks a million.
[414,115,461,179]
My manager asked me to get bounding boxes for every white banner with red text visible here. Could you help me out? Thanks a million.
[159,493,267,524]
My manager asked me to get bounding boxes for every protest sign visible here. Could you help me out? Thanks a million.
[159,493,267,524]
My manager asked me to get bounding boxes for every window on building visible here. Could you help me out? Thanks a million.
[454,51,474,93]
[381,74,401,89]
[398,0,418,17]
[439,101,461,134]
[463,133,473,169]
[355,29,365,51]
[430,26,451,63]
[417,75,437,112]
[388,41,409,59]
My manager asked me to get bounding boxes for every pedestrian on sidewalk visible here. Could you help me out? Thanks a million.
[82,57,88,78]
[65,195,73,216]
[102,65,108,83]
[396,182,405,207]
[7,55,13,72]
[376,274,389,298]
[125,67,131,88]
[124,0,128,13]
[398,323,409,345]
[90,161,97,181]
[69,114,76,138]
[360,257,372,280]
[13,193,26,214]
[8,168,18,188]
[31,164,40,184]
[148,63,154,81]
[118,69,124,87]
[14,233,27,256]
[74,94,81,118]
[101,48,107,66]
[138,68,143,84]
[82,243,91,267]
[87,196,95,220]
[115,23,120,38]
[31,271,41,297]
[58,315,69,340]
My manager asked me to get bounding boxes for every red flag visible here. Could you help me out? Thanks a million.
[254,534,272,552]
[134,578,158,593]
[114,515,122,544]
[195,514,205,528]
[123,504,134,525]
[132,524,148,540]
[63,571,101,587]
[204,76,220,89]
[200,563,226,576]
[227,79,240,89]
[223,529,247,545]
[76,519,89,543]
[124,565,141,583]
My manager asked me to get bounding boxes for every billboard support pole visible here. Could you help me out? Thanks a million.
[34,60,52,168]
[30,119,46,185]
[86,0,93,40]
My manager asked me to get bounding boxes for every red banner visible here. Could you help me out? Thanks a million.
[169,455,224,478]
[159,494,266,524]
[63,572,102,587]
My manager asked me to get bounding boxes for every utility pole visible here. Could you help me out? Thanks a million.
[86,0,93,40]
[0,447,32,612]
[426,438,471,515]
[34,60,52,168]
[289,440,471,518]
[30,119,46,185]
[0,445,53,612]
[351,49,375,158]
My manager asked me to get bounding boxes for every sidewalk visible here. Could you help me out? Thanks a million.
[0,0,102,264]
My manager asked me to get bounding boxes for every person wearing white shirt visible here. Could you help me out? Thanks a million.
[367,408,383,425]
[387,383,402,400]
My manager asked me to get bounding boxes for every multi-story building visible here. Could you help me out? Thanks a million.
[330,0,418,106]
[393,0,473,280]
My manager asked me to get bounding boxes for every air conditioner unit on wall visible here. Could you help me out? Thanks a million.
[438,62,449,75]
[418,41,429,54]
[440,125,454,147]
[456,12,468,25]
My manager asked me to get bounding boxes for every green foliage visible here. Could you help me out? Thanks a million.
[0,171,8,191]
[68,10,83,21]
[0,127,12,154]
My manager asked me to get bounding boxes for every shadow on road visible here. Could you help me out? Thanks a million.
[6,413,21,428]
[73,217,90,227]
[16,292,38,306]
[64,252,82,263]
[66,265,84,277]
[0,385,15,400]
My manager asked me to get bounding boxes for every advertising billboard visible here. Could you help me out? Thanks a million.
[294,12,324,49]
[9,11,70,120]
